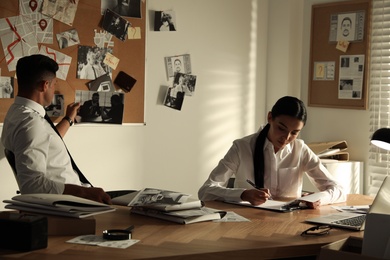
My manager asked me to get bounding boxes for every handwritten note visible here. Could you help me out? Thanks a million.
[103,52,120,70]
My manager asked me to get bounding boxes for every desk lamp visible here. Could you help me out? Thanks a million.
[371,128,390,151]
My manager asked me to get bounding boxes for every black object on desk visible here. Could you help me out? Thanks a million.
[0,212,48,251]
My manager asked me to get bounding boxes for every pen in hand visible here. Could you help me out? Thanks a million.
[246,179,273,200]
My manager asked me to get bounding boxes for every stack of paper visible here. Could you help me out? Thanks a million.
[3,194,115,218]
[112,188,226,224]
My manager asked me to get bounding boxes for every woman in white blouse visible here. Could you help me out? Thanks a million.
[198,96,346,209]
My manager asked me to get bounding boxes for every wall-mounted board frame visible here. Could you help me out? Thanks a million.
[0,0,145,123]
[308,0,371,110]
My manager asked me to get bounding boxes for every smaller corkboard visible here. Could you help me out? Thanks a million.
[308,0,371,110]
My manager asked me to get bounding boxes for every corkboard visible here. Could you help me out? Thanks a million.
[0,0,145,123]
[308,0,370,110]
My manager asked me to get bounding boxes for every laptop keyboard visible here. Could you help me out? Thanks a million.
[332,215,366,227]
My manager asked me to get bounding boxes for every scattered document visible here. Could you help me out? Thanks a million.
[41,0,79,26]
[332,205,370,214]
[39,46,72,80]
[67,235,139,249]
[213,211,250,222]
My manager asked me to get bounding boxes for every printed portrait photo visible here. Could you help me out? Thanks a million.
[77,45,113,80]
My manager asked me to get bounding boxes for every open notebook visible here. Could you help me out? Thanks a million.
[225,193,324,213]
[305,176,390,231]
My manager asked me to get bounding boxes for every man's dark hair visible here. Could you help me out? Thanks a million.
[16,54,58,91]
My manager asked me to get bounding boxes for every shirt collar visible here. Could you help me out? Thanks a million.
[264,136,293,155]
[14,96,46,117]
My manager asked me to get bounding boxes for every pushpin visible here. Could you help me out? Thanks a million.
[39,19,47,31]
[29,0,38,12]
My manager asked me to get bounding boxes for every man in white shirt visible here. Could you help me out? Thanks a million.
[1,54,111,204]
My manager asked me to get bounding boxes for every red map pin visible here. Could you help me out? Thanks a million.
[29,0,38,12]
[39,19,47,31]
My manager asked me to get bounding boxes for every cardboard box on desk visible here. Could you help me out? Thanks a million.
[318,237,382,260]
[307,140,349,161]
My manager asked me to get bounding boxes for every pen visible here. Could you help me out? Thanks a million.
[246,179,273,200]
[246,179,260,189]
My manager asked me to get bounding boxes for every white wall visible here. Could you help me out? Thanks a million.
[0,0,372,209]
[0,0,269,209]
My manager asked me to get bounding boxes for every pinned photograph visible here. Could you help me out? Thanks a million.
[101,0,142,18]
[0,76,14,98]
[154,10,176,31]
[77,45,113,80]
[164,86,184,111]
[75,90,124,124]
[45,94,64,117]
[56,29,80,49]
[172,72,197,97]
[88,73,115,92]
[165,54,191,78]
[102,9,131,41]
[329,11,365,42]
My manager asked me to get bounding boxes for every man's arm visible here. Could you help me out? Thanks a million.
[64,184,112,204]
[56,102,80,137]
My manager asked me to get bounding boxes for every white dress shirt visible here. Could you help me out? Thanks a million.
[1,97,81,194]
[198,128,346,205]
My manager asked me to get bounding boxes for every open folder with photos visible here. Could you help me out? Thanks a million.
[111,187,204,211]
[112,188,227,224]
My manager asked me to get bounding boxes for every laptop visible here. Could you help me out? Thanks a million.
[305,176,390,231]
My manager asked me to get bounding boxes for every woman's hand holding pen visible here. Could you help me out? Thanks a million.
[241,189,272,206]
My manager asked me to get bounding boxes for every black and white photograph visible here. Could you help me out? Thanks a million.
[131,188,190,206]
[329,11,365,42]
[154,10,176,32]
[75,90,124,124]
[88,73,115,92]
[172,72,197,97]
[45,94,64,117]
[165,54,191,78]
[340,57,350,68]
[101,0,142,18]
[164,85,185,111]
[0,76,14,98]
[77,45,112,80]
[339,79,353,90]
[102,9,131,41]
[56,29,80,49]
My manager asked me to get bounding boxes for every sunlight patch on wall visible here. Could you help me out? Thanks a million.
[197,0,258,183]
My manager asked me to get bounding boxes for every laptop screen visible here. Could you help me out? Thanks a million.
[369,176,390,215]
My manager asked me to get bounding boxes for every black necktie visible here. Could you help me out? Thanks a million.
[44,114,93,186]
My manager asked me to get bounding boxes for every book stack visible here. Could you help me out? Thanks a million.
[307,140,349,161]
[112,188,226,224]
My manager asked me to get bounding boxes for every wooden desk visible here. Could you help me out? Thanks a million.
[0,194,373,259]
